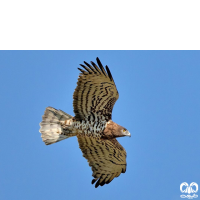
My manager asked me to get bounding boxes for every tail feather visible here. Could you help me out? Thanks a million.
[39,107,76,145]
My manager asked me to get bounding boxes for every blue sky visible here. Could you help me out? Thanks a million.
[0,51,200,200]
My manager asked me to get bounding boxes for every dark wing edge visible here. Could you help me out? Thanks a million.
[77,135,127,188]
[78,57,115,83]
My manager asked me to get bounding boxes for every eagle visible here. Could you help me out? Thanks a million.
[39,57,131,188]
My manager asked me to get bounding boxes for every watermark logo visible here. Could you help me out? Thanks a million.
[180,182,198,199]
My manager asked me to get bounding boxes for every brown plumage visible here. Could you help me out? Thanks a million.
[73,57,119,123]
[39,57,131,188]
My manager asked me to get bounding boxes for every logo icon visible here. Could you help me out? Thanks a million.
[180,182,198,199]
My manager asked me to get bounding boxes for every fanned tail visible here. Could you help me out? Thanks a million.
[39,107,76,145]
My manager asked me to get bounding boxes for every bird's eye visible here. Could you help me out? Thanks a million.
[123,129,126,132]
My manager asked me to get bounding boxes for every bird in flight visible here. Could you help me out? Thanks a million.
[39,57,131,188]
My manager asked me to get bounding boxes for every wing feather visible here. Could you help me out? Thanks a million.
[83,61,97,73]
[73,57,119,122]
[79,64,93,74]
[78,67,87,74]
[77,135,127,188]
[96,57,107,77]
[105,65,114,82]
[90,61,102,74]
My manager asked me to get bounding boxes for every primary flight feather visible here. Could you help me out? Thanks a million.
[39,57,131,188]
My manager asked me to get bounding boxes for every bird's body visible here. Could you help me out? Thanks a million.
[39,57,130,188]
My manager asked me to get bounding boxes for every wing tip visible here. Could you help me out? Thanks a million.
[105,65,114,81]
[78,67,86,74]
[96,57,107,76]
[91,178,97,185]
[79,57,114,82]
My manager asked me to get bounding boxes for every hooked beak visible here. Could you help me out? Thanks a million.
[125,131,131,137]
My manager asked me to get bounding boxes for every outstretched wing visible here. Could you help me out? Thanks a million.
[77,135,127,188]
[73,57,119,122]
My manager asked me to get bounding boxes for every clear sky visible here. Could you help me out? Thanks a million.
[0,51,200,200]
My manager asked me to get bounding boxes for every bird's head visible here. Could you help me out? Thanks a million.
[102,120,131,139]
